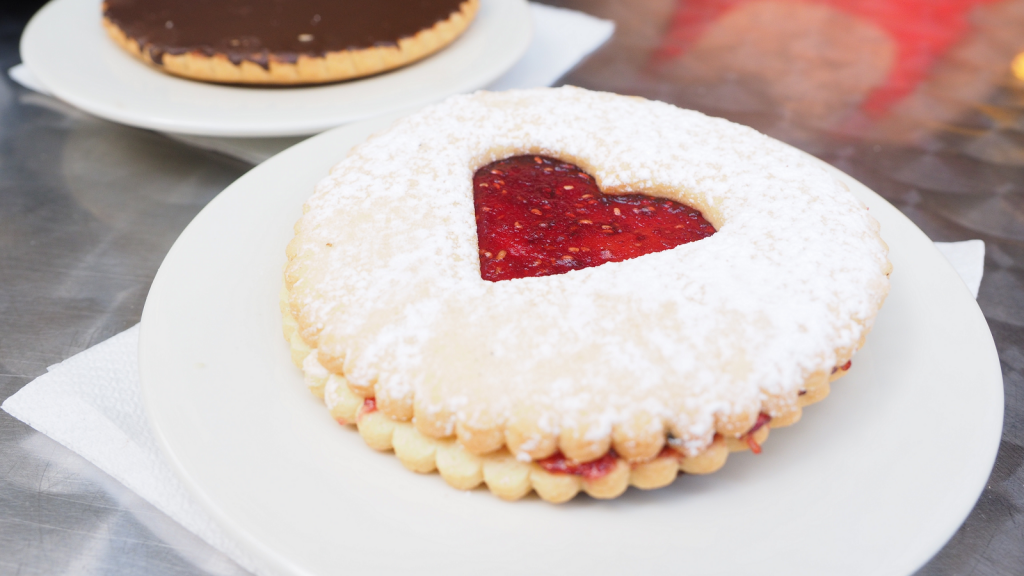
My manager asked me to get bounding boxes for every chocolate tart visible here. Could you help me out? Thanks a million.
[101,0,479,85]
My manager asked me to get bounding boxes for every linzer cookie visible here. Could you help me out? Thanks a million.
[101,0,478,85]
[281,87,891,502]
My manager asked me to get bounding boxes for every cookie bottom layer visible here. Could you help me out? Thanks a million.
[101,0,478,85]
[281,287,846,503]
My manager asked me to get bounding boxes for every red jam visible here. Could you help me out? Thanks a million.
[538,450,619,480]
[831,360,853,374]
[473,155,717,281]
[658,444,681,459]
[744,412,772,454]
[360,397,377,414]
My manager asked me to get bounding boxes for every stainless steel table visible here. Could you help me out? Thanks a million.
[2,2,1022,574]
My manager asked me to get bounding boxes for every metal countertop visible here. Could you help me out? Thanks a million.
[1,2,1022,574]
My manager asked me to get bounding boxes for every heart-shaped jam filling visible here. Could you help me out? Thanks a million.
[474,155,716,281]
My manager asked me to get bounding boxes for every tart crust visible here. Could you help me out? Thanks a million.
[283,87,891,501]
[101,0,478,85]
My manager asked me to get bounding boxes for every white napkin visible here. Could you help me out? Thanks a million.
[933,239,985,299]
[8,3,615,165]
[3,324,263,574]
[1,240,986,575]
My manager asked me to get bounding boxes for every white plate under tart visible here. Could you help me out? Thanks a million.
[140,113,1002,576]
[20,0,531,137]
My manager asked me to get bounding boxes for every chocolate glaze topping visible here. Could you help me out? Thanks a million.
[103,0,468,68]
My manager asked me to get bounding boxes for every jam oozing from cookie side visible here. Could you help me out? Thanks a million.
[744,413,772,454]
[538,450,620,480]
[473,155,716,281]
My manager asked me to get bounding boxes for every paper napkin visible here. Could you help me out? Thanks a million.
[3,324,263,574]
[934,239,985,299]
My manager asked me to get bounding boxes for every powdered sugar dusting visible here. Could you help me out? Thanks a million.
[286,87,889,454]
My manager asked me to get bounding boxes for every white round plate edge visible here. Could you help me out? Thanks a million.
[20,0,532,137]
[139,117,1004,576]
[138,122,390,576]
[810,154,1003,576]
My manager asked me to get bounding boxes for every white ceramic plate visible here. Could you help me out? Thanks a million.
[140,114,1003,576]
[21,0,531,137]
